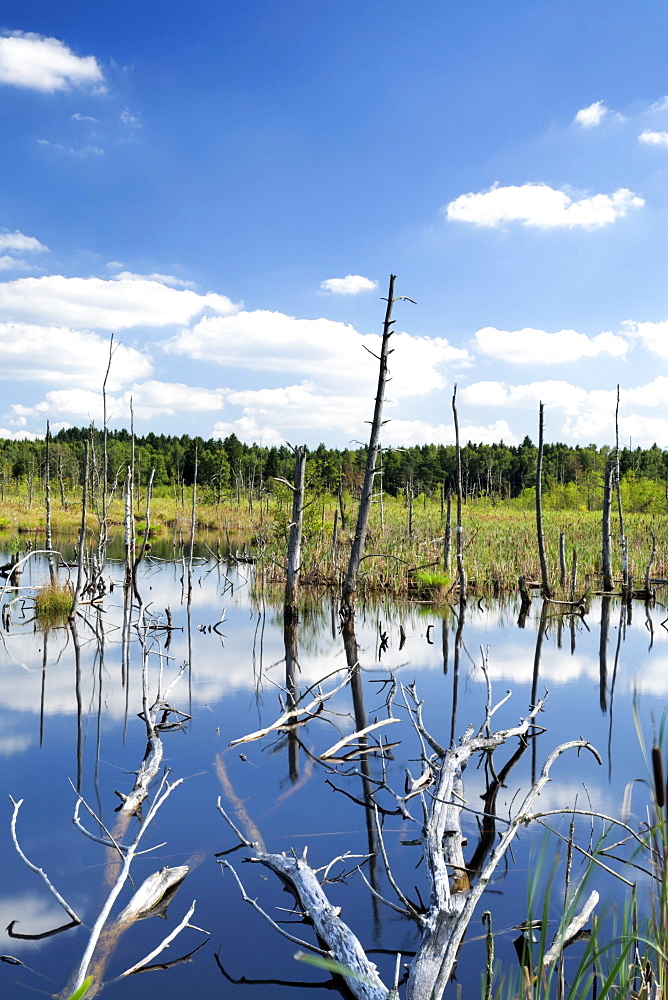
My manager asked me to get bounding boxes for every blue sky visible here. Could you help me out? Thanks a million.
[2,0,668,449]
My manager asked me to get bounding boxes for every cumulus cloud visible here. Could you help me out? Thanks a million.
[216,384,372,442]
[0,31,105,93]
[460,377,668,448]
[623,319,668,358]
[113,270,197,289]
[574,100,608,127]
[0,255,31,271]
[319,274,378,295]
[379,418,518,447]
[11,380,225,426]
[473,326,628,364]
[0,230,48,271]
[446,182,644,229]
[0,274,238,329]
[0,323,151,390]
[0,426,39,440]
[638,129,668,147]
[166,310,469,398]
[0,230,47,254]
[461,380,588,414]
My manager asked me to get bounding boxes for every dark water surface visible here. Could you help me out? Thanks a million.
[1,542,666,998]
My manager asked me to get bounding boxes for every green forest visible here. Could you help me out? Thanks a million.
[1,426,667,512]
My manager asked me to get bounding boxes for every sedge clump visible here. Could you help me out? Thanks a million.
[35,580,73,626]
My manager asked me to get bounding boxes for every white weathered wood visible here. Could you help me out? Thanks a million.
[252,851,388,1000]
[117,865,189,923]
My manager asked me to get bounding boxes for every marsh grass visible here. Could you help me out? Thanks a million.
[2,481,667,599]
[35,579,73,626]
[494,714,668,999]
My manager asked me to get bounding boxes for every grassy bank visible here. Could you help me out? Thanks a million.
[2,481,663,600]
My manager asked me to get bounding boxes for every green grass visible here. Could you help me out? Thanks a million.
[34,580,73,625]
[2,479,666,600]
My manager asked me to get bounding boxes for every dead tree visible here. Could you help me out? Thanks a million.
[283,445,307,623]
[70,439,90,620]
[342,275,412,617]
[452,386,466,605]
[601,455,614,592]
[44,420,56,584]
[536,402,552,598]
[615,385,630,600]
[221,676,601,1000]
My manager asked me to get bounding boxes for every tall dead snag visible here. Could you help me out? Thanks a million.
[601,455,614,592]
[536,402,552,598]
[615,386,629,600]
[342,275,408,617]
[44,420,56,584]
[452,385,466,605]
[284,445,307,624]
[70,439,90,620]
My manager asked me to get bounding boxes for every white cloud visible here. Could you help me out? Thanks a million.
[0,426,39,440]
[113,270,196,289]
[446,182,644,229]
[319,274,378,295]
[219,383,371,441]
[0,255,31,271]
[37,138,104,156]
[166,310,469,397]
[0,274,238,329]
[624,319,668,358]
[574,100,608,127]
[638,129,668,147]
[12,380,225,425]
[379,418,518,447]
[0,323,151,390]
[461,380,588,414]
[0,31,105,93]
[0,230,47,254]
[71,111,99,123]
[120,107,141,126]
[647,96,668,113]
[460,377,668,448]
[473,326,628,364]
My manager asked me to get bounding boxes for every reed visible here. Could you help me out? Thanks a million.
[34,579,73,626]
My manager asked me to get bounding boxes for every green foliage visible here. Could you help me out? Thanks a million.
[35,580,72,625]
[415,569,450,588]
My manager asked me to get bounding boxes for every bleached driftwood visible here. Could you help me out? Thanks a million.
[117,865,190,923]
[218,686,602,1000]
[229,668,351,746]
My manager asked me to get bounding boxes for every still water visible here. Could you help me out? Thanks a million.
[0,539,665,998]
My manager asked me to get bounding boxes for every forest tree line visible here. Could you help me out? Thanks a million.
[1,427,667,509]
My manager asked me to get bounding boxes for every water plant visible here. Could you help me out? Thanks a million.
[34,579,73,626]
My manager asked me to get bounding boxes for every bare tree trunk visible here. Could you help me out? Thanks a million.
[98,334,115,569]
[70,440,89,620]
[45,421,56,584]
[342,275,400,616]
[284,446,306,623]
[559,531,567,590]
[443,490,452,572]
[601,457,613,592]
[615,385,629,600]
[124,467,134,589]
[536,402,551,598]
[452,386,466,605]
[187,448,197,604]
